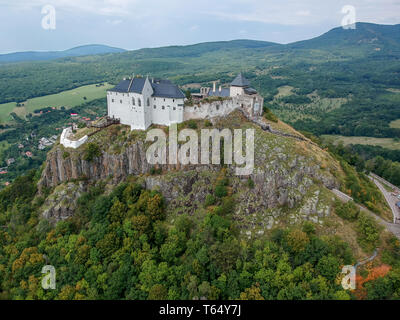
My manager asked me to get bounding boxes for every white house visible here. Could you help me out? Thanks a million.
[107,76,185,130]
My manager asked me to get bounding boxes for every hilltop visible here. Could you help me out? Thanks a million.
[0,44,126,64]
[1,111,399,300]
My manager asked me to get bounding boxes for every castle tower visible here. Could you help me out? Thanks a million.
[230,73,250,97]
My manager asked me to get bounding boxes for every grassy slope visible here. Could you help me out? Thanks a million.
[322,135,400,151]
[0,83,112,124]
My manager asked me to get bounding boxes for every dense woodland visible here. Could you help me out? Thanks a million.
[1,169,399,300]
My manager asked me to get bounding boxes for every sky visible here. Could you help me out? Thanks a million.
[0,0,399,53]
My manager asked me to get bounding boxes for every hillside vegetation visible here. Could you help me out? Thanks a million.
[0,114,399,300]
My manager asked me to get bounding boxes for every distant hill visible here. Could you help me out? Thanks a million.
[0,44,126,63]
[124,39,279,59]
[288,22,400,51]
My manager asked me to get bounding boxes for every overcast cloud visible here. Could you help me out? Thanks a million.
[0,0,399,53]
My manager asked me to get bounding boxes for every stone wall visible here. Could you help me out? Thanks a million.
[184,94,263,121]
[60,127,88,149]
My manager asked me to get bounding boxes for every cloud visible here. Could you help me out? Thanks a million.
[1,0,400,24]
[106,19,123,25]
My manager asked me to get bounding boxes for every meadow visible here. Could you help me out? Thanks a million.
[322,135,400,150]
[0,83,112,124]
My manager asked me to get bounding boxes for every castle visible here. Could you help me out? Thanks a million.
[107,73,263,130]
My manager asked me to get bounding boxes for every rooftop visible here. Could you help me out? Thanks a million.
[109,77,185,99]
[231,73,250,87]
[208,88,231,97]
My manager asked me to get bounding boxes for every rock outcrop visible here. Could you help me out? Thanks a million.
[38,113,342,225]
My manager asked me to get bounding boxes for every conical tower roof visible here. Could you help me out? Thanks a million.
[231,73,250,87]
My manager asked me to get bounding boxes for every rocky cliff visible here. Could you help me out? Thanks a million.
[38,112,343,228]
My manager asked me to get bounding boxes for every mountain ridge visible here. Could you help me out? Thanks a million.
[0,44,126,63]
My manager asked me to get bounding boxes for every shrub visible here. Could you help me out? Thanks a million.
[335,200,360,221]
[187,120,197,129]
[247,178,255,189]
[263,107,278,123]
[204,120,212,127]
[215,185,228,198]
[205,194,216,207]
[83,143,101,162]
[63,151,70,159]
[150,167,162,175]
[357,212,381,251]
[302,221,316,235]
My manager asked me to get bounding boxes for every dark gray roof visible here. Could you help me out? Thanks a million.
[244,87,258,95]
[208,88,231,97]
[109,77,185,99]
[152,79,185,99]
[231,73,250,87]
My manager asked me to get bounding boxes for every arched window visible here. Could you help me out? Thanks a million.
[162,106,165,110]
[138,99,141,107]
[147,98,150,106]
[132,97,135,105]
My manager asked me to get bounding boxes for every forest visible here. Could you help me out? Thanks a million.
[1,169,399,300]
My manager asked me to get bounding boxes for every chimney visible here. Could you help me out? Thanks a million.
[213,81,216,92]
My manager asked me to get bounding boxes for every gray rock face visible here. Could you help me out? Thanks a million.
[39,142,150,190]
[42,182,87,223]
[38,122,340,225]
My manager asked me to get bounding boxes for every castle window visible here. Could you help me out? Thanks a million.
[120,100,122,104]
[173,107,176,110]
[154,105,156,109]
[147,98,150,106]
[112,99,114,103]
[132,98,135,105]
[138,99,141,106]
[173,99,175,102]
[216,105,220,110]
[162,106,165,110]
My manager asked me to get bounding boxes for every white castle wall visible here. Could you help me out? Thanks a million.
[184,95,263,121]
[184,99,238,121]
[60,127,88,149]
[107,91,184,130]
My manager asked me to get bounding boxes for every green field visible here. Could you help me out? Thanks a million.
[0,140,9,154]
[389,119,400,129]
[321,135,400,150]
[0,83,112,124]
